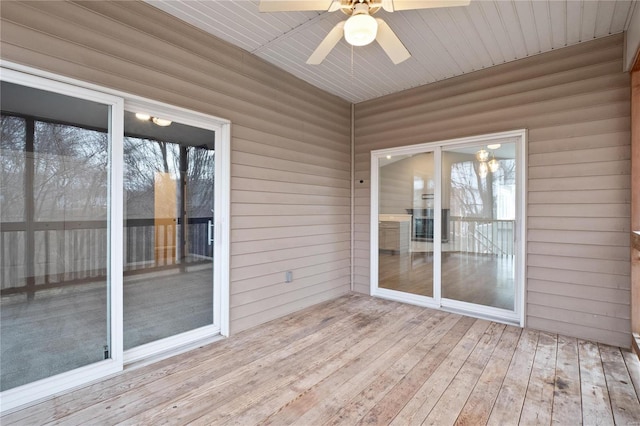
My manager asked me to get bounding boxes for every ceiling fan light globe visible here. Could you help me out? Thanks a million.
[344,14,378,46]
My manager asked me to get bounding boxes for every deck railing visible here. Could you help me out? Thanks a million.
[449,217,515,256]
[0,218,212,295]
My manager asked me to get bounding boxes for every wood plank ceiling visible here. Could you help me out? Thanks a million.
[146,0,636,103]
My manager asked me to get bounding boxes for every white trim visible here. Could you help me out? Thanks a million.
[369,157,380,296]
[121,98,230,343]
[109,88,125,370]
[124,325,221,364]
[370,129,527,326]
[217,122,231,337]
[433,147,442,304]
[518,130,528,327]
[0,359,122,415]
[372,287,440,309]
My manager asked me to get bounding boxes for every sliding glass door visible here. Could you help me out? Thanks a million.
[372,131,525,324]
[377,152,435,299]
[123,111,217,354]
[0,66,230,412]
[441,142,517,313]
[0,76,123,401]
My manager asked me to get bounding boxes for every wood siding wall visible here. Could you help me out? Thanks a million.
[0,0,352,334]
[354,34,632,348]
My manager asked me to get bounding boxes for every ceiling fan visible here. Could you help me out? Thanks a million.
[259,0,471,65]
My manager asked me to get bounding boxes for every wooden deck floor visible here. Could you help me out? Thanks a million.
[2,294,640,425]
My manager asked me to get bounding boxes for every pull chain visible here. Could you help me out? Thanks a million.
[351,44,354,80]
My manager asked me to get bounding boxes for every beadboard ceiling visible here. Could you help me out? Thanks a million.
[146,0,636,103]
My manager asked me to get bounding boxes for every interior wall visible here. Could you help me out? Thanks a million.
[0,0,352,334]
[354,34,632,348]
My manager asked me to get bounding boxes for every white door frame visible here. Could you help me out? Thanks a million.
[370,129,527,326]
[122,98,230,364]
[0,62,231,413]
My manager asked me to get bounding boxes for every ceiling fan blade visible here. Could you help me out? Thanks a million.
[259,0,334,12]
[375,19,411,64]
[388,0,470,12]
[307,22,345,65]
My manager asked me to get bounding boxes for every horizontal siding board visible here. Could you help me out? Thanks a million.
[527,229,630,246]
[528,242,630,261]
[231,204,350,217]
[231,241,351,269]
[233,151,350,180]
[231,268,351,306]
[231,260,350,294]
[527,217,630,232]
[528,116,630,142]
[527,306,630,336]
[231,224,351,242]
[528,130,630,154]
[232,215,350,229]
[528,160,630,179]
[527,267,630,289]
[528,175,630,192]
[529,146,630,166]
[528,190,631,205]
[233,138,350,171]
[231,250,351,282]
[231,233,350,256]
[528,279,630,304]
[231,164,350,189]
[528,204,630,218]
[528,291,629,319]
[527,254,630,276]
[231,177,350,198]
[527,317,629,348]
[231,191,349,206]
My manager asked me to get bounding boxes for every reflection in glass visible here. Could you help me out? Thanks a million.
[0,82,110,391]
[378,153,435,297]
[123,113,215,350]
[442,142,516,310]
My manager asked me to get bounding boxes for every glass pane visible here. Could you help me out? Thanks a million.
[123,111,215,350]
[1,82,110,391]
[442,141,516,310]
[378,152,435,297]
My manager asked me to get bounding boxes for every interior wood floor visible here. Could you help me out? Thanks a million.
[379,251,514,310]
[3,294,640,425]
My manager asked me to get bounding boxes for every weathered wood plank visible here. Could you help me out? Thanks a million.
[551,335,582,425]
[389,319,491,425]
[578,340,615,426]
[520,332,558,425]
[423,322,507,425]
[454,326,522,426]
[599,344,640,425]
[487,329,539,425]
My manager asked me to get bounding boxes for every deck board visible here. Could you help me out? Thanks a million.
[2,294,640,425]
